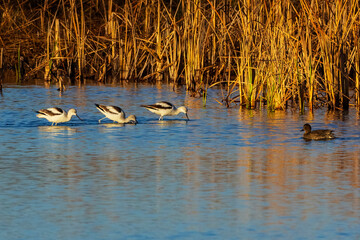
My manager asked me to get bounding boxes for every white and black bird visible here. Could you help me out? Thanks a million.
[95,104,137,124]
[141,101,189,121]
[36,107,82,126]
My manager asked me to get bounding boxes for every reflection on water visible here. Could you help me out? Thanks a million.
[38,126,79,135]
[0,84,359,239]
[147,119,189,127]
[100,123,128,128]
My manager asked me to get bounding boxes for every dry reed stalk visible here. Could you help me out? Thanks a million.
[108,3,115,58]
[44,22,51,81]
[117,0,140,80]
[54,18,66,91]
[258,2,286,111]
[233,0,261,109]
[302,0,358,110]
[183,0,206,92]
[119,4,130,80]
[168,28,181,84]
[15,46,21,83]
[79,0,86,82]
[298,16,320,112]
[144,0,152,36]
[110,15,120,80]
[155,0,163,81]
[69,0,85,82]
[162,1,182,84]
[3,0,360,110]
[243,0,258,109]
[63,22,73,80]
[355,2,360,107]
[0,48,3,69]
[356,42,360,106]
[54,19,60,64]
[105,0,120,81]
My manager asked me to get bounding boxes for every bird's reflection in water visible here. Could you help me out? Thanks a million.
[98,122,138,133]
[152,119,189,127]
[101,123,126,128]
[38,125,78,136]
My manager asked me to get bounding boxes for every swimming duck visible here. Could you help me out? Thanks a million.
[301,123,335,140]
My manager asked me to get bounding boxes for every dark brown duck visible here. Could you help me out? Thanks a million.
[301,123,335,140]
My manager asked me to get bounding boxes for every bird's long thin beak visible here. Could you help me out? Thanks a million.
[300,129,304,132]
[76,114,83,121]
[184,113,189,120]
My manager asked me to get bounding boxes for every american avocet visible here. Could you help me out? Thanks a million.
[36,107,82,126]
[141,101,189,120]
[95,104,137,124]
[301,123,335,140]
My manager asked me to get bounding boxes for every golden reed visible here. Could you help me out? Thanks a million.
[0,0,359,111]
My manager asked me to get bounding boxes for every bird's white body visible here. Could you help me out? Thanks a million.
[141,101,189,120]
[95,104,137,124]
[36,107,82,126]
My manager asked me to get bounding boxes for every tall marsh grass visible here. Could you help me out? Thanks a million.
[0,0,360,111]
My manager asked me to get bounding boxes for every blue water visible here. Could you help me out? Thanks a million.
[0,84,359,240]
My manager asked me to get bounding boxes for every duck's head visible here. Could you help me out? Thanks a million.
[301,123,312,133]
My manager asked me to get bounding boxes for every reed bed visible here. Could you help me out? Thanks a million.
[0,0,360,111]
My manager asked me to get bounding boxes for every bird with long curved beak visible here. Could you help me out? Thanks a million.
[95,104,137,124]
[36,107,83,126]
[141,101,189,121]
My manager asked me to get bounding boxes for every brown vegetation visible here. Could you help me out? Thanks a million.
[0,0,359,111]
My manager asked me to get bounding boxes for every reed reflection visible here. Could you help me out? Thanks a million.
[239,145,360,219]
[177,141,360,223]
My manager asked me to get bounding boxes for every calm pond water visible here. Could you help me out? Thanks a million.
[0,83,359,240]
